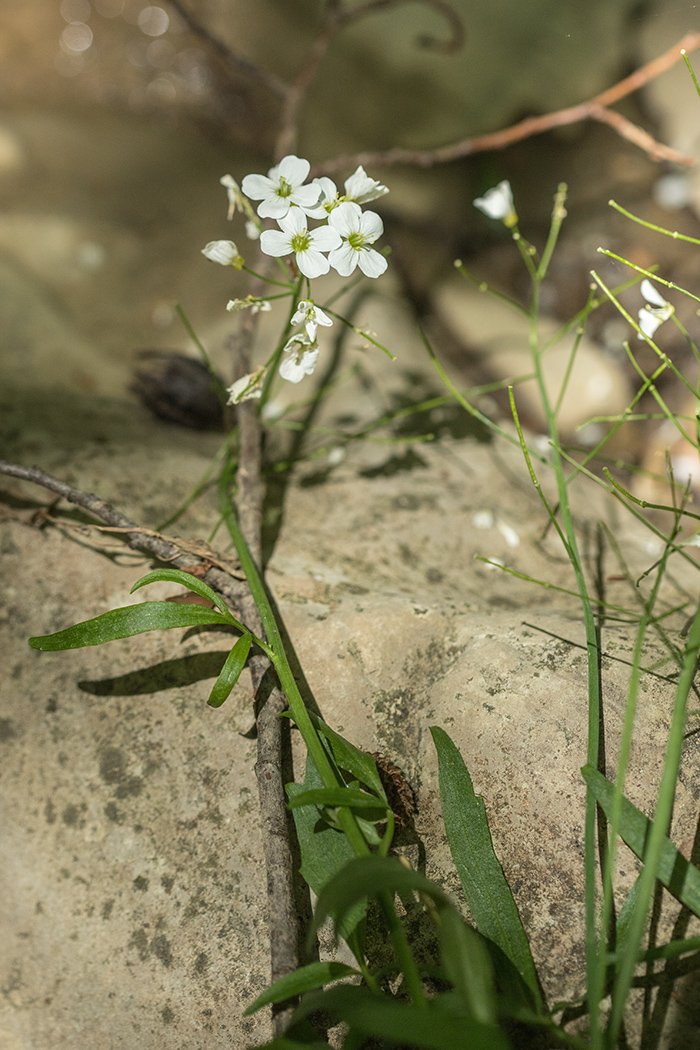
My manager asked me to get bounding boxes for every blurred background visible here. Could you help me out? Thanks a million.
[2,0,700,487]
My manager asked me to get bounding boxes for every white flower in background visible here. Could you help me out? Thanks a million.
[291,299,333,340]
[201,240,244,268]
[241,155,321,219]
[327,202,387,278]
[220,174,245,220]
[227,367,266,404]
[245,220,261,240]
[343,165,389,204]
[305,166,389,219]
[279,332,320,383]
[260,208,341,279]
[473,180,517,227]
[638,279,674,340]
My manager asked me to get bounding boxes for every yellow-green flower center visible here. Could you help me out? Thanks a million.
[277,177,293,199]
[348,232,367,250]
[291,232,311,253]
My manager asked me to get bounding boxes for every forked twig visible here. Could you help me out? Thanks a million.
[315,31,700,174]
[0,461,247,604]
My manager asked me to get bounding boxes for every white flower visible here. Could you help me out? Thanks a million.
[638,279,673,340]
[305,167,389,219]
[241,155,321,219]
[201,240,243,268]
[304,176,339,219]
[343,165,388,204]
[279,332,320,383]
[327,202,387,278]
[245,220,260,240]
[260,208,341,279]
[220,174,244,220]
[291,299,333,340]
[473,180,517,227]
[227,367,266,403]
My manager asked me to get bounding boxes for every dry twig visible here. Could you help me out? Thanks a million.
[315,31,700,174]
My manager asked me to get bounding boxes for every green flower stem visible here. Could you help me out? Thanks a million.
[217,481,368,854]
[240,264,294,288]
[523,259,603,1044]
[258,276,303,410]
[218,480,427,1005]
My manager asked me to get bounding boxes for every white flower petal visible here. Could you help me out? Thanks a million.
[473,180,516,224]
[308,225,342,252]
[358,209,383,241]
[312,304,333,327]
[305,177,338,218]
[640,279,669,308]
[328,243,358,277]
[295,249,330,279]
[201,239,240,265]
[358,248,388,278]
[638,307,663,339]
[276,154,311,185]
[228,368,265,403]
[291,183,324,210]
[344,165,388,204]
[260,229,292,257]
[241,173,276,200]
[328,201,362,237]
[277,208,307,236]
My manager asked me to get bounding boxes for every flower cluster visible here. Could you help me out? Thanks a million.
[201,154,389,400]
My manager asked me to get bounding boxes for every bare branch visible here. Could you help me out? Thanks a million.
[315,31,700,175]
[166,0,289,99]
[0,461,247,608]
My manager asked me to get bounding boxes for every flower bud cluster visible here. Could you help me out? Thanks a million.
[201,155,389,399]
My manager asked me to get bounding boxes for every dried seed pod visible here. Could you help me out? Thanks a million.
[371,752,416,828]
[131,350,226,430]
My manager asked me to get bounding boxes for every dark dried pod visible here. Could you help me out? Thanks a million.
[371,752,416,828]
[131,350,226,430]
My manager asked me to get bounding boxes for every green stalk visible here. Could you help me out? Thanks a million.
[524,253,604,1044]
[217,478,427,1003]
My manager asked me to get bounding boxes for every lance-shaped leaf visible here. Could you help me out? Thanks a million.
[430,725,542,1008]
[244,960,360,1016]
[131,568,246,627]
[29,602,234,651]
[583,765,700,916]
[308,714,386,799]
[287,786,389,814]
[207,633,253,708]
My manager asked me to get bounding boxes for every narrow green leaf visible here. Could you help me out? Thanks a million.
[438,910,497,1025]
[244,961,360,1016]
[287,986,510,1050]
[287,754,366,944]
[311,854,452,945]
[207,633,252,708]
[29,602,234,651]
[430,726,542,1007]
[308,714,386,800]
[582,765,700,916]
[287,787,389,813]
[131,568,241,625]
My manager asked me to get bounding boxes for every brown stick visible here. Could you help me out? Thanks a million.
[315,31,700,174]
[166,0,288,99]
